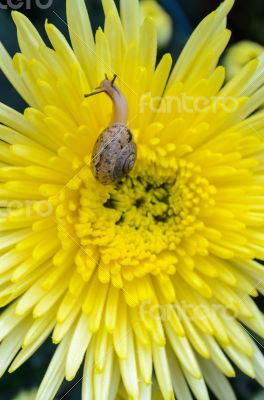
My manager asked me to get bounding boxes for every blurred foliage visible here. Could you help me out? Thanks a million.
[253,391,264,400]
[0,0,263,399]
[223,40,264,80]
[13,387,38,400]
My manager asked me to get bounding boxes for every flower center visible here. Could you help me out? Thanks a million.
[103,175,175,226]
[53,159,216,286]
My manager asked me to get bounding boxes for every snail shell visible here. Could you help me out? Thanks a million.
[91,123,137,185]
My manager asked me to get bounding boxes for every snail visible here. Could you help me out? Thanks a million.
[85,74,137,185]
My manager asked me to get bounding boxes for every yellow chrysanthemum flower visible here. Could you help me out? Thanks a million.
[0,0,264,399]
[223,40,264,80]
[139,0,173,47]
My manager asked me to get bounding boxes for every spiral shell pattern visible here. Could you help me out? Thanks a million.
[91,124,137,185]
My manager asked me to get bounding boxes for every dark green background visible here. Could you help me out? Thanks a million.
[0,0,263,398]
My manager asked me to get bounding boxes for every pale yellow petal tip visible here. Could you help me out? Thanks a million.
[9,355,24,372]
[201,350,211,359]
[105,325,115,334]
[11,10,20,20]
[65,371,76,382]
[142,378,153,386]
[139,0,172,47]
[51,333,59,343]
[142,15,156,27]
[22,337,32,348]
[89,326,101,334]
[11,10,26,24]
[166,53,173,62]
[8,366,16,374]
[218,337,231,347]
[126,389,139,400]
[192,371,202,380]
[44,19,49,29]
[247,347,255,358]
[33,310,42,319]
[11,272,22,284]
[226,368,236,378]
[156,338,166,347]
[45,19,54,33]
[220,0,235,14]
[249,371,256,379]
[15,307,25,317]
[226,0,235,9]
[95,365,104,374]
[116,351,128,360]
[41,282,50,291]
[250,289,259,297]
[226,29,232,39]
[56,313,67,324]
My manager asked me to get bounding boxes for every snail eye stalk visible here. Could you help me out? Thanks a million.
[84,88,105,98]
[111,74,117,86]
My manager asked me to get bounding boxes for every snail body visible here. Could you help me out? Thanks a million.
[85,75,137,185]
